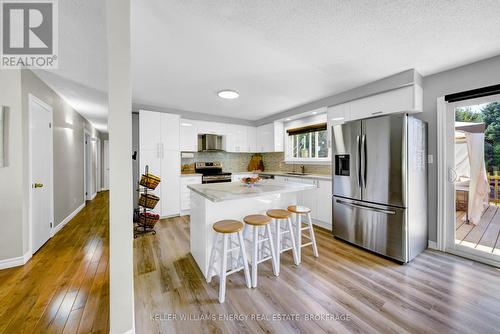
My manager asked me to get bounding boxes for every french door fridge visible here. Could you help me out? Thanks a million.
[332,114,428,262]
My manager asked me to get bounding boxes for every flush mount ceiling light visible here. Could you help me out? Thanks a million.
[217,90,239,99]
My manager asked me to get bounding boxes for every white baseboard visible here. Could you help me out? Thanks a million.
[91,192,97,200]
[427,240,438,250]
[312,219,332,232]
[53,202,85,235]
[0,250,32,270]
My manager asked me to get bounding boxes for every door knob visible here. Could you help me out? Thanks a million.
[33,183,44,188]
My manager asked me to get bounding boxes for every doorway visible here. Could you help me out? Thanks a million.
[29,95,54,254]
[439,93,500,266]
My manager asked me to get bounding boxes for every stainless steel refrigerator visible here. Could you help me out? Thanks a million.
[332,114,427,263]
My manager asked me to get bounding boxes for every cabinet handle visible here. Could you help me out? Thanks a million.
[372,111,383,115]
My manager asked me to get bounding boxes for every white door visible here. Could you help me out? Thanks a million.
[30,96,53,253]
[103,140,109,190]
[84,133,92,200]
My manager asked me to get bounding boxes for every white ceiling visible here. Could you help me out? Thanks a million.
[34,0,108,132]
[37,0,500,131]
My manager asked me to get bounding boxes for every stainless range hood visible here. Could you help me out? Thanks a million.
[198,134,224,151]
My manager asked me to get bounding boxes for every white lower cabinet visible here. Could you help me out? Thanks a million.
[180,176,202,213]
[273,176,332,230]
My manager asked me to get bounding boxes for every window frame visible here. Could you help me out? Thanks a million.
[285,126,331,164]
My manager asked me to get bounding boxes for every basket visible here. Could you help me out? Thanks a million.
[138,193,160,209]
[139,173,161,190]
[138,212,159,228]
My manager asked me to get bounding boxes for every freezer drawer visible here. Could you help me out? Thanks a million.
[333,197,406,262]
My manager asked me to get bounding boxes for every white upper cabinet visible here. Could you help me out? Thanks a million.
[139,110,162,151]
[349,85,423,121]
[180,119,198,152]
[246,126,257,152]
[327,103,350,126]
[225,124,247,152]
[257,121,284,152]
[161,113,180,150]
[197,120,226,135]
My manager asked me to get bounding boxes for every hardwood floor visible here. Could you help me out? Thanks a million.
[135,215,500,334]
[0,192,109,334]
[456,206,500,254]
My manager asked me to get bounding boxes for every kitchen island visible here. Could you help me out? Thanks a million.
[188,180,315,278]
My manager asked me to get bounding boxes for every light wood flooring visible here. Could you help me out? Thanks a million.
[456,205,500,254]
[134,215,500,334]
[0,192,109,334]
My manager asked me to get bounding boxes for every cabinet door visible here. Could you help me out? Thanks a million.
[161,113,180,150]
[139,110,161,151]
[273,121,284,152]
[316,180,332,225]
[161,150,180,217]
[180,119,198,152]
[198,121,225,135]
[257,123,273,152]
[247,126,257,152]
[349,86,419,121]
[226,124,246,152]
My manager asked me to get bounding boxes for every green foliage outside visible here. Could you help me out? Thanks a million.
[455,102,500,172]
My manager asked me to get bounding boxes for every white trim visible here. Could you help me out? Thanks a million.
[427,240,438,250]
[28,94,54,257]
[436,96,447,251]
[0,251,32,270]
[121,329,135,334]
[446,247,500,268]
[52,202,85,236]
[83,129,91,201]
[436,93,500,262]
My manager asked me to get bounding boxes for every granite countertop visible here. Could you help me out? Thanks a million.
[187,180,315,202]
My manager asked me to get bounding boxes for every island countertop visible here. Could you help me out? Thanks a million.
[187,180,315,202]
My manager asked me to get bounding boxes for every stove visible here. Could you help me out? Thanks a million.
[194,162,232,184]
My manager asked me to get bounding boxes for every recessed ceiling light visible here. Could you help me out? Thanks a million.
[285,118,291,121]
[217,90,239,99]
[312,111,318,115]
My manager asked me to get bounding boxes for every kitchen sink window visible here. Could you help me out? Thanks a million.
[286,122,330,163]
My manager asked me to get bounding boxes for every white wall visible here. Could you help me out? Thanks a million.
[0,70,24,262]
[420,55,500,242]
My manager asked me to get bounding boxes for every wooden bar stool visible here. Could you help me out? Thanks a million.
[243,214,278,288]
[266,209,299,274]
[287,205,319,264]
[206,220,251,303]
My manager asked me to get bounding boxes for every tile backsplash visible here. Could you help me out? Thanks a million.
[181,151,331,175]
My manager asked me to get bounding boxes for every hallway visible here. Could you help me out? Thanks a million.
[0,192,109,333]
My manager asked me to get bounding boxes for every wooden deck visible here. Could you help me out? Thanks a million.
[135,215,500,334]
[456,205,500,254]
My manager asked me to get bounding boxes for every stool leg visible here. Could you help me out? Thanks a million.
[207,232,218,283]
[307,213,319,257]
[238,231,251,289]
[252,226,259,288]
[219,234,228,303]
[275,219,281,276]
[296,213,302,264]
[266,224,278,276]
[287,217,299,265]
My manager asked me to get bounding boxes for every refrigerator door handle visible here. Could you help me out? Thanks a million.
[361,134,367,188]
[336,199,396,215]
[356,135,361,188]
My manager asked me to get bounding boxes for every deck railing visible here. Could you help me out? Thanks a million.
[488,174,500,204]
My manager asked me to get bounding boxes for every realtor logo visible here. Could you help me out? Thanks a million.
[1,0,58,68]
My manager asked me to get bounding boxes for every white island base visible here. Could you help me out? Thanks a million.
[189,181,314,279]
